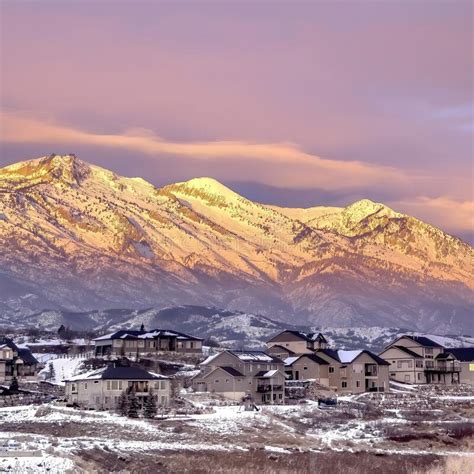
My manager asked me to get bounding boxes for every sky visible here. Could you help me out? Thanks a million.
[1,1,473,242]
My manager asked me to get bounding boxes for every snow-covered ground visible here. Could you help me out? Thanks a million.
[38,356,88,385]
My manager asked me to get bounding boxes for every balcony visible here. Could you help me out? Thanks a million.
[425,364,461,373]
[257,385,283,393]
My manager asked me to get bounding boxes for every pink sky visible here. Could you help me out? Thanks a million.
[0,1,472,241]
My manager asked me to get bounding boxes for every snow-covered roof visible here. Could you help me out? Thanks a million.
[64,365,169,382]
[93,328,202,342]
[283,356,300,366]
[337,350,363,363]
[229,350,275,362]
[200,352,221,365]
[261,369,279,378]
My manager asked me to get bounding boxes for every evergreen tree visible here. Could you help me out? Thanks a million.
[47,361,56,383]
[116,390,129,417]
[143,389,157,419]
[127,389,140,418]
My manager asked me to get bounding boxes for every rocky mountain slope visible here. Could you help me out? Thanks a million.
[1,154,472,332]
[4,305,474,352]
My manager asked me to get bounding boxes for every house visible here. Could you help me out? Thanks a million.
[93,329,203,357]
[283,354,329,386]
[64,365,170,410]
[267,330,328,354]
[266,331,389,393]
[444,348,474,386]
[313,349,390,393]
[0,338,38,383]
[192,350,286,404]
[380,335,461,385]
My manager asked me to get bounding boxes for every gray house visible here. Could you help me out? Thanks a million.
[64,365,170,410]
[94,329,203,357]
[192,350,286,404]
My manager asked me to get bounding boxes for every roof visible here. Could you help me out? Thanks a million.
[284,354,329,366]
[267,330,328,344]
[93,329,202,342]
[0,338,19,352]
[228,350,282,364]
[317,349,390,365]
[220,366,244,377]
[255,369,281,378]
[445,348,474,362]
[65,365,169,382]
[317,349,341,362]
[17,348,39,365]
[399,335,443,348]
[338,350,363,363]
[386,345,423,359]
[266,345,296,355]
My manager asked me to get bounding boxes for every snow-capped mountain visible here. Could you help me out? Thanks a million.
[1,154,473,332]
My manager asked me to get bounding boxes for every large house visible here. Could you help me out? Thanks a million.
[266,331,390,393]
[192,350,286,404]
[93,329,203,357]
[380,335,470,385]
[313,349,390,393]
[0,338,38,383]
[64,364,170,410]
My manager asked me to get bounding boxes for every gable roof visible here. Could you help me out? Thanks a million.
[65,365,169,382]
[17,348,39,365]
[317,349,390,365]
[94,329,202,342]
[444,348,474,362]
[266,345,296,355]
[396,335,443,348]
[384,345,423,359]
[220,366,245,377]
[284,354,329,366]
[267,330,328,344]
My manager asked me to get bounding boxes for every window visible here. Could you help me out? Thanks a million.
[416,360,423,368]
[71,384,77,393]
[279,394,282,399]
[161,396,166,405]
[341,381,347,388]
[84,383,88,390]
[397,361,402,369]
[404,375,410,382]
[215,379,219,383]
[356,381,360,388]
[104,397,109,404]
[303,367,308,370]
[160,381,166,390]
[417,373,422,380]
[225,379,229,383]
[329,367,335,374]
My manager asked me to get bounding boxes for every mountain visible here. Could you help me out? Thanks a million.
[5,305,474,352]
[1,154,473,332]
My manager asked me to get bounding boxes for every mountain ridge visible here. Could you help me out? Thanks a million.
[1,154,473,333]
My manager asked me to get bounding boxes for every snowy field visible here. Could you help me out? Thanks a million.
[0,384,472,473]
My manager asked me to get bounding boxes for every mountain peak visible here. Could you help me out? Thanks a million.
[164,176,245,206]
[1,153,91,186]
[344,198,399,221]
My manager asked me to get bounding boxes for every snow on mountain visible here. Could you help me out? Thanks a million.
[1,154,473,333]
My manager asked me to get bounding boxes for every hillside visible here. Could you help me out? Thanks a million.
[1,154,473,332]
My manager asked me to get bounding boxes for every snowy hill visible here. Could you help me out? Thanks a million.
[1,154,473,332]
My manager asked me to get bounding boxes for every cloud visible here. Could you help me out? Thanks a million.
[1,111,406,190]
[391,196,474,236]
